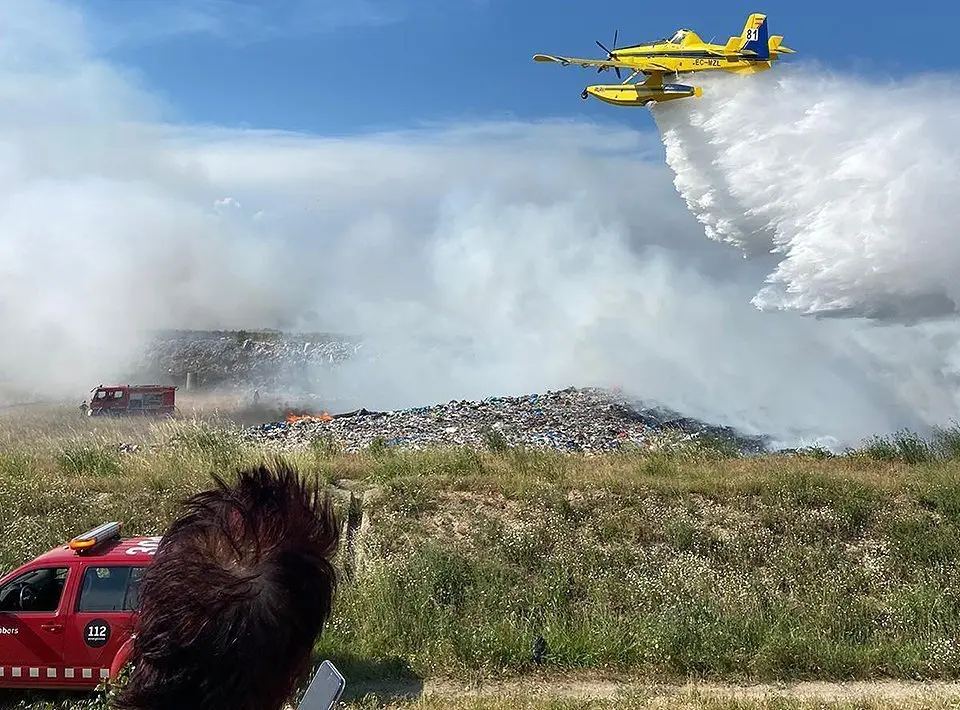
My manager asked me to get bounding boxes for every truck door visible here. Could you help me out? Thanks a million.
[63,564,144,686]
[0,566,71,686]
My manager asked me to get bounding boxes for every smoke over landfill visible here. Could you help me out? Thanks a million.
[3,0,960,451]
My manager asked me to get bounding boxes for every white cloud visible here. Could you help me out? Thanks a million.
[214,196,242,210]
[1,0,960,450]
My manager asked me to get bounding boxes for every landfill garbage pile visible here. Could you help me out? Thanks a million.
[241,386,772,455]
[123,330,364,393]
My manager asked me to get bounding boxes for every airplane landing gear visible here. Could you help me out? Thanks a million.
[581,89,589,100]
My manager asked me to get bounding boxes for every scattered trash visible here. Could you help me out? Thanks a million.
[127,330,361,393]
[117,332,776,455]
[240,387,771,455]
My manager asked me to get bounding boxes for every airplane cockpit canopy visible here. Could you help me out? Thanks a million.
[670,30,688,44]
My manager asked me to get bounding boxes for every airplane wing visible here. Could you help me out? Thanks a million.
[533,54,673,74]
[533,54,635,70]
[637,61,672,73]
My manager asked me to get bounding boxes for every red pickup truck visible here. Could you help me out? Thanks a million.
[0,522,159,690]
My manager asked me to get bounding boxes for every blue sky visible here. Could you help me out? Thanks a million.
[78,0,958,136]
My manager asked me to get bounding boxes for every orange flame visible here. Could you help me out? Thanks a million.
[284,410,332,423]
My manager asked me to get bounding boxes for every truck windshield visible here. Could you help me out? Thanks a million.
[94,390,123,401]
[0,567,69,612]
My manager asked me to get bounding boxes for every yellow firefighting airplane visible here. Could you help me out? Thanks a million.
[533,13,794,106]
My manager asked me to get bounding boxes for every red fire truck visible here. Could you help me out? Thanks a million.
[83,385,177,418]
[0,522,159,690]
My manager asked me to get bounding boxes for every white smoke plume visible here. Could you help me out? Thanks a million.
[2,0,960,450]
[651,64,960,321]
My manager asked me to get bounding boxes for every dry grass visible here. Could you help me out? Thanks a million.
[10,682,960,710]
[5,401,960,708]
[337,696,960,710]
[337,680,960,710]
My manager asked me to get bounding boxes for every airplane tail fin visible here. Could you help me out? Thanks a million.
[734,13,769,59]
[768,35,796,55]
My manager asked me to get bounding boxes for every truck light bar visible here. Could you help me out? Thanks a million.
[69,521,123,552]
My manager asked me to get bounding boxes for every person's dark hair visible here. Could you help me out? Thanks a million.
[114,461,340,710]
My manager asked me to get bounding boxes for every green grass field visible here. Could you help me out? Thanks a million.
[3,400,960,709]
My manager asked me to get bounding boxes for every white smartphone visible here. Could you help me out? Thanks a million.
[298,659,346,710]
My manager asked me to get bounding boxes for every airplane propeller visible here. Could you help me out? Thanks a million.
[595,30,621,79]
